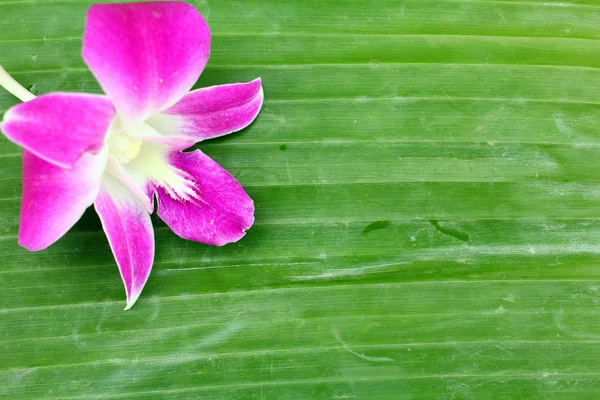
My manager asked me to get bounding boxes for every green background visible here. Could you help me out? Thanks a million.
[2,0,600,398]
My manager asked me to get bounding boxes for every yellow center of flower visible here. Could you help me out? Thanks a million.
[108,130,143,164]
[105,116,145,164]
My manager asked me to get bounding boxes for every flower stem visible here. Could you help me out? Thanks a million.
[0,64,36,102]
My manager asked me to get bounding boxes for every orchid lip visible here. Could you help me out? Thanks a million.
[103,113,202,210]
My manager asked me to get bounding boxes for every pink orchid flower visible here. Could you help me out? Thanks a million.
[0,2,263,309]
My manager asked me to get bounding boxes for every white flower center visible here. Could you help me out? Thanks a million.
[105,116,144,165]
[104,115,200,210]
[108,130,143,164]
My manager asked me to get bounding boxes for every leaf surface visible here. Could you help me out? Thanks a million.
[1,0,600,398]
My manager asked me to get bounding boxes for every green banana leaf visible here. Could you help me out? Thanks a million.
[2,0,600,398]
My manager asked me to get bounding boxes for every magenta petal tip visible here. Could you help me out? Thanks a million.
[123,290,142,311]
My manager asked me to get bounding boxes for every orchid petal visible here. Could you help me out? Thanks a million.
[119,141,203,205]
[127,121,196,152]
[105,154,154,213]
[146,79,264,150]
[95,174,154,310]
[82,2,210,128]
[19,148,108,251]
[1,93,113,169]
[156,150,254,246]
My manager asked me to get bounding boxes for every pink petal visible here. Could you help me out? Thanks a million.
[1,93,114,169]
[19,149,108,251]
[82,2,210,127]
[156,150,254,246]
[146,79,263,148]
[105,154,154,213]
[95,175,154,310]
